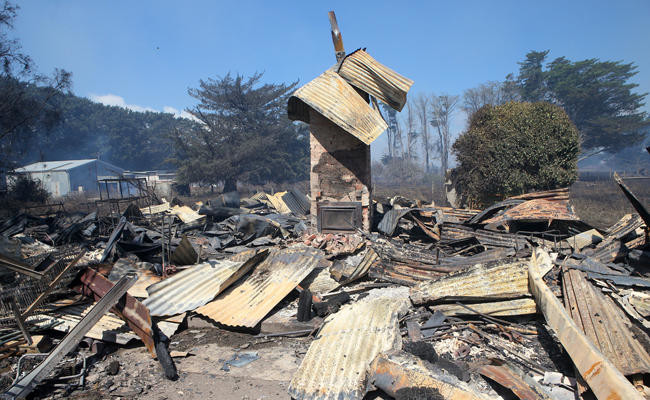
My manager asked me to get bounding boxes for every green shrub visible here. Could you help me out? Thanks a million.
[451,102,579,207]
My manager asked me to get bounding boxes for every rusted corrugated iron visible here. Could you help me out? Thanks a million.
[588,233,646,263]
[288,69,387,145]
[506,188,570,201]
[440,223,530,249]
[431,298,537,317]
[336,49,414,112]
[196,246,322,328]
[370,240,516,285]
[369,351,493,400]
[143,251,265,317]
[417,207,480,223]
[466,199,525,225]
[528,249,643,400]
[603,213,644,240]
[410,259,530,305]
[482,199,579,225]
[73,268,155,356]
[478,360,552,400]
[562,268,650,376]
[289,288,409,400]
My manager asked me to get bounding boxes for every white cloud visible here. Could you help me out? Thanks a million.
[89,94,157,113]
[163,105,199,121]
[89,93,199,121]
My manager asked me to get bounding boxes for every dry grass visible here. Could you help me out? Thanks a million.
[375,178,650,230]
[569,178,650,229]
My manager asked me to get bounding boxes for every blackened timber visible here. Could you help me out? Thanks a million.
[614,172,650,227]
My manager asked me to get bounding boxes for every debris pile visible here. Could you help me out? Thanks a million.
[0,182,647,400]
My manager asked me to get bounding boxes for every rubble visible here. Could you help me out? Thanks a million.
[0,180,647,399]
[0,13,648,400]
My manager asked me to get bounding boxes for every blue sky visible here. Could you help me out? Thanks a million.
[13,1,650,162]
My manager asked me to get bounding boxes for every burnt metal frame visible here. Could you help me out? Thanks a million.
[2,273,137,400]
[317,201,362,233]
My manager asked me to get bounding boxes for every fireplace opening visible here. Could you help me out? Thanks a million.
[317,202,362,233]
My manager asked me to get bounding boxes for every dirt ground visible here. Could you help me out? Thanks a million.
[42,327,311,400]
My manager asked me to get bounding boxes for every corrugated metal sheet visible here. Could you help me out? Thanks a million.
[171,205,204,223]
[337,49,414,112]
[431,298,537,317]
[562,268,650,376]
[170,236,198,266]
[466,199,525,225]
[140,202,171,215]
[410,259,530,305]
[281,189,310,216]
[107,258,162,298]
[28,303,181,344]
[250,192,268,202]
[377,208,414,236]
[482,199,579,225]
[14,159,96,172]
[289,288,409,400]
[440,223,529,249]
[196,246,323,328]
[143,254,262,316]
[418,207,480,223]
[604,213,644,239]
[505,188,570,202]
[28,303,139,344]
[626,290,650,317]
[370,351,493,400]
[479,361,553,400]
[288,69,387,145]
[266,191,292,214]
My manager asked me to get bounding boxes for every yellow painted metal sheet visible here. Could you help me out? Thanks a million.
[288,69,387,145]
[140,202,170,215]
[266,191,291,214]
[196,246,322,328]
[288,287,409,400]
[431,298,537,317]
[142,257,254,317]
[171,205,205,223]
[410,259,530,305]
[337,49,414,112]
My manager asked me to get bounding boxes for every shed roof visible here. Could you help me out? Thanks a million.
[14,159,122,174]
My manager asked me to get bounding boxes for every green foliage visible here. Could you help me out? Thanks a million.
[170,72,308,188]
[0,1,71,169]
[452,102,580,207]
[6,86,196,171]
[516,51,649,152]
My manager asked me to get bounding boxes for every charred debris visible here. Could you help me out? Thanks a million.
[0,181,648,399]
[0,11,649,400]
